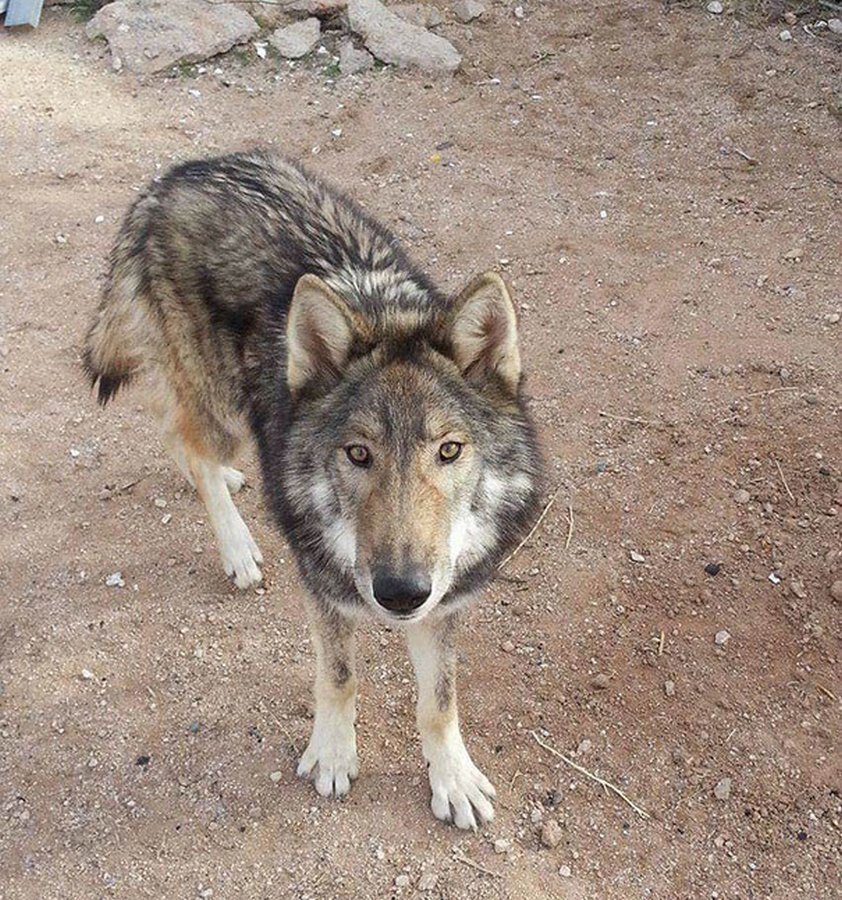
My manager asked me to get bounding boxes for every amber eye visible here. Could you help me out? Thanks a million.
[346,444,371,467]
[438,441,463,463]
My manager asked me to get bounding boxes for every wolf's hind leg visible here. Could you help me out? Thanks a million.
[297,601,359,798]
[183,446,263,589]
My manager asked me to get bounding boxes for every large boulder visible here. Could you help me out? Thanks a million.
[348,0,460,73]
[86,0,260,75]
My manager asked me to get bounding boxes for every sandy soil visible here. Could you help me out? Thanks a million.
[1,4,840,898]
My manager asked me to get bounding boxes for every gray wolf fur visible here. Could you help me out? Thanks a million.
[83,152,542,829]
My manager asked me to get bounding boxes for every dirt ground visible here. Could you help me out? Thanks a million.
[1,3,840,898]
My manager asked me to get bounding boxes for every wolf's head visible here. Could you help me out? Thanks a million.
[277,271,540,622]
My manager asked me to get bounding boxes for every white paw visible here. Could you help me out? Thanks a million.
[427,743,496,830]
[219,526,263,589]
[297,725,359,798]
[223,467,246,494]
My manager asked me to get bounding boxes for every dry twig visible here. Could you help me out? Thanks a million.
[773,457,795,502]
[452,849,503,879]
[497,487,559,570]
[531,731,650,820]
[565,503,574,551]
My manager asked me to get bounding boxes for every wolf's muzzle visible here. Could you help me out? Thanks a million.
[371,569,432,615]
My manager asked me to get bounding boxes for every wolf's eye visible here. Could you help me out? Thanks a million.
[438,441,463,463]
[346,444,371,467]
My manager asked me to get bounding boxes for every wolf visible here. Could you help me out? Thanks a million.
[83,152,542,829]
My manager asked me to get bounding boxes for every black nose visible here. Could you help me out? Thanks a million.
[372,570,432,614]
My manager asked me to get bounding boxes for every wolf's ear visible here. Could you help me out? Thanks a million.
[448,272,521,393]
[287,274,357,394]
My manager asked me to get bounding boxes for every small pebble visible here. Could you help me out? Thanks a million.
[493,838,511,854]
[541,819,564,848]
[501,639,515,653]
[783,10,797,24]
[783,247,803,261]
[664,680,675,697]
[418,872,438,892]
[734,489,750,504]
[706,0,723,12]
[105,571,125,588]
[95,215,105,224]
[768,572,781,585]
[576,738,592,755]
[714,777,732,801]
[830,581,842,602]
[395,874,411,889]
[161,513,172,525]
[824,313,840,324]
[704,562,722,577]
[269,771,283,783]
[629,550,646,563]
[591,673,610,690]
[559,864,572,877]
[829,18,842,34]
[81,668,94,680]
[779,29,792,41]
[714,629,731,646]
[530,807,544,825]
[154,497,167,508]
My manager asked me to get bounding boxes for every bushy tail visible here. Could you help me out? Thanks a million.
[82,260,148,406]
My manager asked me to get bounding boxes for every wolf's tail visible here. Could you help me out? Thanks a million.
[82,252,150,406]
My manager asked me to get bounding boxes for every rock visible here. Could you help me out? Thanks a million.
[664,680,675,697]
[829,18,842,34]
[783,11,797,25]
[338,39,374,74]
[391,3,443,28]
[493,838,510,854]
[501,639,515,653]
[824,312,840,325]
[540,819,564,848]
[714,629,731,646]
[734,489,750,504]
[81,669,95,680]
[105,571,125,588]
[706,0,723,12]
[591,673,610,690]
[704,562,721,577]
[452,0,485,23]
[287,0,347,14]
[714,777,731,800]
[86,0,260,75]
[269,770,283,782]
[783,247,804,261]
[830,580,842,603]
[417,872,438,892]
[576,738,592,755]
[789,580,806,599]
[559,865,572,877]
[270,17,321,58]
[348,0,461,73]
[395,874,411,888]
[629,550,646,563]
[779,29,792,41]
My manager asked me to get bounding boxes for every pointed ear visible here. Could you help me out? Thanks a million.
[448,272,521,393]
[287,274,357,394]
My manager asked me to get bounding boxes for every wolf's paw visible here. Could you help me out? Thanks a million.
[223,467,246,494]
[427,744,496,830]
[297,727,359,798]
[220,527,263,589]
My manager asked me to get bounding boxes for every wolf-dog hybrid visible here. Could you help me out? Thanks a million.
[83,152,542,829]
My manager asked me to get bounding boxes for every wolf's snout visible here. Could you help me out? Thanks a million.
[371,569,432,615]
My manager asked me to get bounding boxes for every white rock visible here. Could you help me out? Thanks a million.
[714,777,731,800]
[452,0,485,23]
[734,489,750,504]
[629,550,645,563]
[714,629,731,646]
[493,837,510,853]
[269,770,283,782]
[348,0,461,73]
[86,0,259,75]
[338,39,374,74]
[417,871,438,891]
[828,18,842,34]
[559,864,572,877]
[395,874,411,888]
[81,669,95,680]
[779,29,792,41]
[270,18,321,58]
[706,0,723,12]
[105,572,125,588]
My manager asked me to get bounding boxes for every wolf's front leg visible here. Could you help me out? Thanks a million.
[297,600,359,798]
[406,615,496,830]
